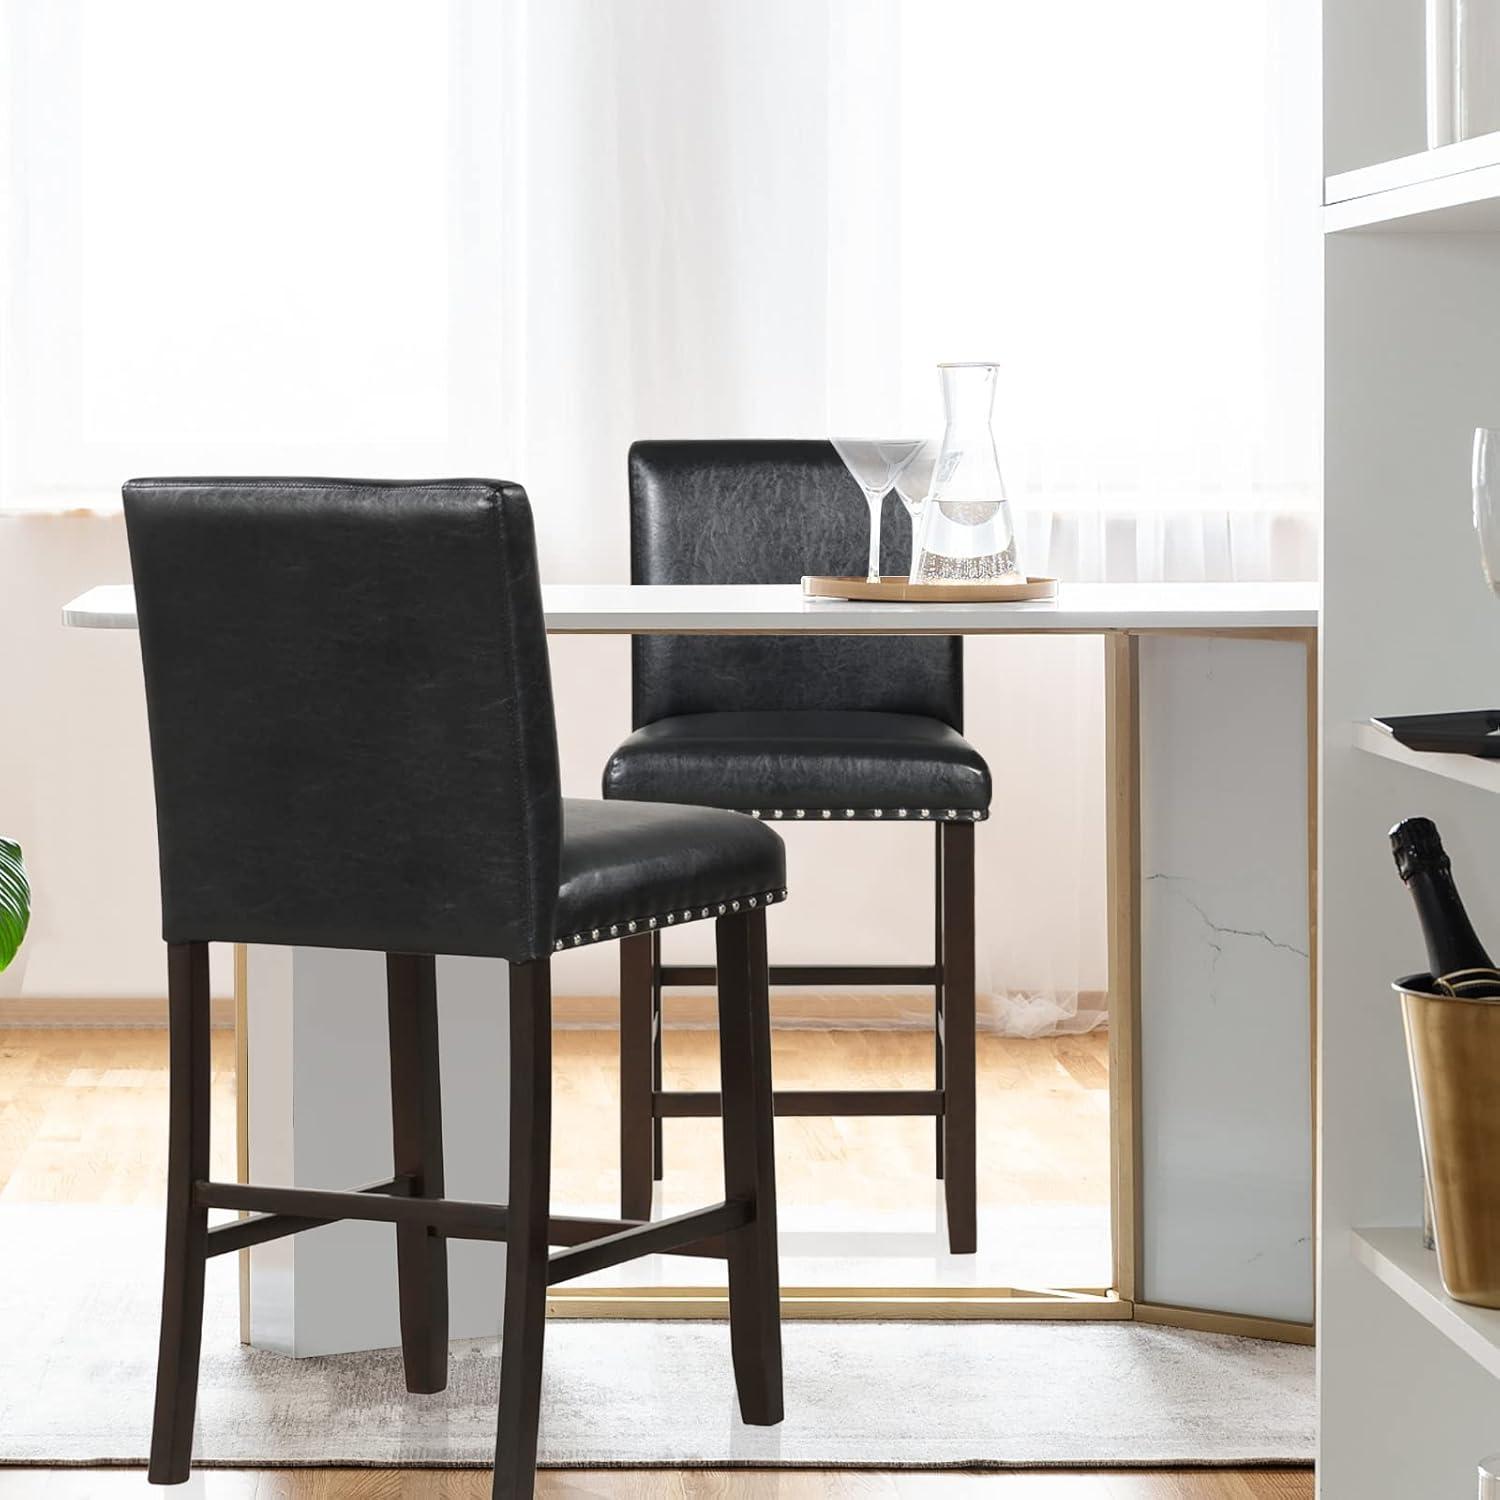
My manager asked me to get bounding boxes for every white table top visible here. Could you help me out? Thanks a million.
[60,580,1317,634]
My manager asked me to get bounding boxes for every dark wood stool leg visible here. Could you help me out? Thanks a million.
[940,821,978,1255]
[387,952,449,1394]
[619,932,655,1220]
[934,823,947,1181]
[148,941,211,1484]
[650,929,664,1182]
[494,958,552,1500]
[715,907,784,1426]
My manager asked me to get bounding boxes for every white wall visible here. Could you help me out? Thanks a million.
[1,513,183,998]
[5,514,1108,1007]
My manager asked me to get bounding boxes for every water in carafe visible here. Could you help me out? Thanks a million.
[909,363,1023,585]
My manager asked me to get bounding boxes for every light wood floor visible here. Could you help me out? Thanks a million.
[0,1025,1110,1218]
[0,1026,1310,1497]
[552,1025,1110,1219]
[0,1469,1313,1497]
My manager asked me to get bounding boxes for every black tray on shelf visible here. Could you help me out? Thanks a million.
[1371,710,1500,758]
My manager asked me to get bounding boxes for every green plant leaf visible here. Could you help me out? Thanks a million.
[0,837,30,973]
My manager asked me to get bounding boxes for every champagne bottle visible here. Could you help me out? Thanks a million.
[1390,816,1500,996]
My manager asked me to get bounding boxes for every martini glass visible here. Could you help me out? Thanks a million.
[1475,428,1500,593]
[893,438,940,558]
[832,438,926,583]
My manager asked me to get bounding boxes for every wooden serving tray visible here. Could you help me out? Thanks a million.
[802,574,1058,603]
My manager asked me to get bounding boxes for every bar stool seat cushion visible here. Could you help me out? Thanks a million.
[603,710,992,821]
[554,797,786,951]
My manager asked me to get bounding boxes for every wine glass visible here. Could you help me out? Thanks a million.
[831,438,926,584]
[1475,428,1500,593]
[893,438,940,556]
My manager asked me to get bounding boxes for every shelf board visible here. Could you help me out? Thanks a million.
[1328,131,1500,202]
[1353,1228,1500,1380]
[1325,131,1500,232]
[1354,720,1500,793]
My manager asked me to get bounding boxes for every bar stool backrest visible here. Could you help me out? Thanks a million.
[123,478,562,963]
[628,440,964,730]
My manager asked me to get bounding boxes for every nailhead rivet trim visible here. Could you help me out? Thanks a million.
[552,816,987,953]
[555,889,787,953]
[736,805,987,823]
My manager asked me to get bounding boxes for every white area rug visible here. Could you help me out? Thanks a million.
[0,1208,1313,1468]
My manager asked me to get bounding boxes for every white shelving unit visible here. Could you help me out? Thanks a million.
[1324,7,1500,1493]
[1351,1229,1500,1383]
[1328,130,1500,202]
[1326,131,1500,231]
[1353,722,1500,795]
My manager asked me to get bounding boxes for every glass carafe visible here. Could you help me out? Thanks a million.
[909,363,1022,585]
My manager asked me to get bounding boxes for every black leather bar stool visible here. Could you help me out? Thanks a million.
[603,440,991,1255]
[123,477,786,1499]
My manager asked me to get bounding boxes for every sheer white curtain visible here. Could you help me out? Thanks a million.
[891,0,1322,587]
[5,0,1318,1031]
[1,0,517,503]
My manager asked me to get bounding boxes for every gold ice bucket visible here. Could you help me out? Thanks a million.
[1397,974,1500,1307]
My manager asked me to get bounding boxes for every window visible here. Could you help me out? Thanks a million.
[2,0,503,510]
